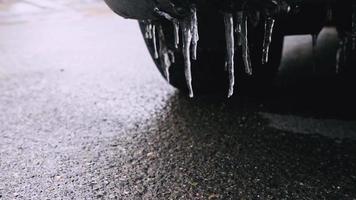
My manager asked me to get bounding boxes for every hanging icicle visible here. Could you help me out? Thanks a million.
[262,17,275,64]
[249,10,261,28]
[352,4,356,50]
[173,21,180,49]
[144,21,153,39]
[152,25,159,59]
[235,11,244,47]
[157,25,175,83]
[179,6,199,98]
[191,6,199,60]
[241,15,253,75]
[326,6,333,22]
[235,12,252,75]
[224,13,235,98]
[343,37,348,66]
[154,7,181,50]
[182,21,194,98]
[154,7,174,21]
[181,14,194,98]
[336,38,344,74]
[168,50,175,64]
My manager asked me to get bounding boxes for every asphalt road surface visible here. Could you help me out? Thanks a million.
[0,1,355,199]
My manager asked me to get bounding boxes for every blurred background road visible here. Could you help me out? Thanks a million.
[0,0,355,199]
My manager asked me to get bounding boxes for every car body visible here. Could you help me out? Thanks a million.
[104,0,356,97]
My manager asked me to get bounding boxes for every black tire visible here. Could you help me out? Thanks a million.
[139,11,284,97]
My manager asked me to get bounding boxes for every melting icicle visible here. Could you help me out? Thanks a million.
[152,25,159,59]
[181,17,194,98]
[157,25,174,82]
[262,17,275,64]
[173,21,180,49]
[241,16,253,75]
[224,13,235,98]
[179,6,199,98]
[191,7,199,60]
[235,11,244,47]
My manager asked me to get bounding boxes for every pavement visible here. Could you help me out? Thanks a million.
[0,1,355,199]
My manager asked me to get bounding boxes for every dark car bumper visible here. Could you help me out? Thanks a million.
[104,0,353,35]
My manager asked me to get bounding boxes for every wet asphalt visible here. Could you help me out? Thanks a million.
[0,1,356,199]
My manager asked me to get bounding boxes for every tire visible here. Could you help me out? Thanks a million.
[139,11,284,97]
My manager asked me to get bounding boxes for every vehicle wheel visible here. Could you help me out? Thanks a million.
[139,11,284,97]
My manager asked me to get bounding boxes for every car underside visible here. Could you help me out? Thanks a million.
[104,0,356,98]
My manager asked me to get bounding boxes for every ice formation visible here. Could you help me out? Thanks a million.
[262,17,275,64]
[145,1,353,98]
[224,13,236,98]
[157,25,175,82]
[241,16,252,75]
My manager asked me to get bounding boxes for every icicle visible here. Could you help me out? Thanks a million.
[152,25,159,59]
[191,6,199,60]
[173,21,180,49]
[312,34,318,72]
[241,16,253,75]
[326,6,333,22]
[336,39,344,74]
[181,18,194,98]
[154,7,181,50]
[235,11,243,47]
[224,13,235,98]
[343,37,348,65]
[179,6,199,98]
[157,25,173,82]
[249,10,261,28]
[335,37,349,74]
[145,22,153,39]
[168,50,175,64]
[154,8,174,21]
[312,34,318,52]
[262,17,275,64]
[352,4,356,50]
